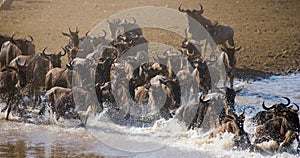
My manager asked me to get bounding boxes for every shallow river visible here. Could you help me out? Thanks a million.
[0,74,300,158]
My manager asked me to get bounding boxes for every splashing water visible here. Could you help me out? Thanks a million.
[0,74,300,157]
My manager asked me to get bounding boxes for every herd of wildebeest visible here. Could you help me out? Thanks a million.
[0,3,299,153]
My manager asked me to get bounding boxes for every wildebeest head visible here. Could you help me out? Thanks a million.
[107,18,141,40]
[62,45,78,62]
[225,87,242,107]
[178,3,204,16]
[221,46,241,67]
[181,39,202,63]
[14,35,35,55]
[262,97,291,112]
[41,47,66,68]
[62,27,80,47]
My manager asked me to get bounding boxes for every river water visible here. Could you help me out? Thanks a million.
[0,73,299,158]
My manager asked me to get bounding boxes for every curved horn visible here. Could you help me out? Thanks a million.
[100,30,107,38]
[178,3,186,12]
[10,34,16,43]
[60,47,67,56]
[198,3,204,13]
[129,17,136,24]
[85,31,90,36]
[27,35,34,42]
[76,27,79,33]
[262,101,275,110]
[200,95,210,104]
[69,27,72,33]
[282,97,291,106]
[41,47,48,56]
[292,103,299,112]
[10,33,16,39]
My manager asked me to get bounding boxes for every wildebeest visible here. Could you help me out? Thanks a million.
[175,95,211,130]
[252,97,291,125]
[77,30,108,58]
[180,39,202,65]
[129,62,171,101]
[191,58,212,94]
[220,46,241,88]
[178,3,212,30]
[9,47,65,108]
[0,35,35,68]
[155,49,184,75]
[0,63,28,120]
[45,63,73,90]
[210,111,252,150]
[62,27,80,47]
[218,87,242,125]
[62,45,78,62]
[253,99,300,152]
[40,86,78,120]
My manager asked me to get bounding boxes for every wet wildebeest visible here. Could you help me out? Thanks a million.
[252,97,291,125]
[0,34,35,68]
[45,62,73,90]
[180,39,202,66]
[175,95,211,130]
[218,87,242,125]
[0,63,28,120]
[95,57,114,107]
[253,99,300,152]
[176,64,198,103]
[146,75,179,120]
[210,111,252,150]
[129,62,171,102]
[220,46,241,88]
[39,86,78,120]
[191,58,212,95]
[9,47,65,108]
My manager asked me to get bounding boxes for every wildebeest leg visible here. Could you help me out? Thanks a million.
[230,77,234,89]
[195,104,209,128]
[5,95,13,120]
[278,130,294,152]
[296,133,300,153]
[32,90,41,110]
[38,103,46,115]
[188,105,201,130]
